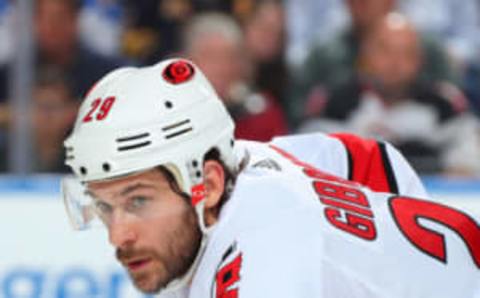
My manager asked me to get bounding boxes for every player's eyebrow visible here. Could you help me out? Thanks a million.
[84,182,156,201]
[119,183,156,196]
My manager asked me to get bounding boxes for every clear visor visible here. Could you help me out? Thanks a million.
[61,176,101,230]
[61,169,199,231]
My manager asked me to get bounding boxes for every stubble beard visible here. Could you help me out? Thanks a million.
[116,206,202,294]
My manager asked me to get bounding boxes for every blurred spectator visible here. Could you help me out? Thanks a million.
[183,13,288,141]
[0,67,78,172]
[463,64,480,117]
[192,0,234,12]
[289,0,456,127]
[285,0,349,66]
[0,0,9,166]
[299,13,480,176]
[35,0,126,98]
[122,0,194,63]
[31,67,78,172]
[79,0,125,57]
[0,64,6,102]
[285,0,480,69]
[0,75,6,170]
[121,0,256,64]
[0,0,13,66]
[243,0,289,114]
[399,0,480,70]
[0,0,12,102]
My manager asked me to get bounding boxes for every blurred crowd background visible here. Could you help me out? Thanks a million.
[1,0,480,177]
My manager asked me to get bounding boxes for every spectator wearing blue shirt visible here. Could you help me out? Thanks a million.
[79,0,125,57]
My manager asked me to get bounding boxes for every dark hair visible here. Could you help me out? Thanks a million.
[157,166,191,200]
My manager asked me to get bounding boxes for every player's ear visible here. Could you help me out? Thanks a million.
[202,160,225,226]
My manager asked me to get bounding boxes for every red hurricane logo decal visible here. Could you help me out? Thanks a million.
[163,60,195,84]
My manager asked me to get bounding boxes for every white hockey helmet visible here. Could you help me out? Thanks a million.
[62,58,236,229]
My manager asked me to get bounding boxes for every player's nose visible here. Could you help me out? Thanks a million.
[108,217,137,248]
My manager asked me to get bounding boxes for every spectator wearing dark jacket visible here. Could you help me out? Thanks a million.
[299,13,480,176]
[289,0,456,127]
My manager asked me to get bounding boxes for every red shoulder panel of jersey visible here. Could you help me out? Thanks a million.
[330,133,398,194]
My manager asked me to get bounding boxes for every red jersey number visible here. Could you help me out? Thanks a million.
[389,196,480,268]
[313,180,377,241]
[82,96,116,123]
[215,254,242,298]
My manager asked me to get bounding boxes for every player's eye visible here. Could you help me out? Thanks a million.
[128,196,149,211]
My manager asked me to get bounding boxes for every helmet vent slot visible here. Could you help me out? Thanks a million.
[116,132,150,142]
[118,141,152,151]
[116,133,152,151]
[165,127,193,139]
[162,119,193,139]
[65,146,74,160]
[162,119,191,131]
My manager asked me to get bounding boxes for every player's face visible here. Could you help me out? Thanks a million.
[87,169,202,294]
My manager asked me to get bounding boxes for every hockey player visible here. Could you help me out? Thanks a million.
[62,59,479,297]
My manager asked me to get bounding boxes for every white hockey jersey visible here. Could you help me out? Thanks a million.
[187,137,480,298]
[270,133,427,198]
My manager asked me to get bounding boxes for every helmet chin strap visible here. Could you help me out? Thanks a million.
[158,185,213,294]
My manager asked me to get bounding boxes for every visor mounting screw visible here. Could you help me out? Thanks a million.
[165,101,173,109]
[102,163,111,172]
[80,167,87,175]
[192,160,198,168]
